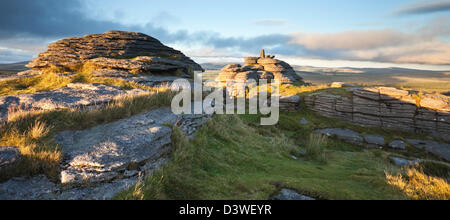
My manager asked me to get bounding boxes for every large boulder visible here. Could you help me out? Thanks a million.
[26,31,204,74]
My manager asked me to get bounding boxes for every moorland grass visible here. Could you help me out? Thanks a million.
[114,98,449,200]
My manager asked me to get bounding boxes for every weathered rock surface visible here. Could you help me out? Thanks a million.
[0,174,140,200]
[300,118,308,125]
[272,189,315,200]
[0,83,147,123]
[216,50,303,84]
[26,31,203,73]
[407,139,450,161]
[305,87,450,141]
[0,147,21,169]
[84,56,195,78]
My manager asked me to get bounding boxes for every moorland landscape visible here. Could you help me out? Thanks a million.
[0,0,449,201]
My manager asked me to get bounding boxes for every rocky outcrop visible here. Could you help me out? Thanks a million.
[25,31,203,75]
[54,107,211,186]
[305,87,450,141]
[216,50,303,84]
[0,83,147,123]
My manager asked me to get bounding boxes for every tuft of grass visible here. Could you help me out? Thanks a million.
[28,120,51,140]
[306,133,328,163]
[386,167,450,200]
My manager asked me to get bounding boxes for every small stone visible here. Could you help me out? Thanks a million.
[390,157,421,167]
[331,82,356,88]
[364,135,385,148]
[388,140,406,150]
[272,189,315,200]
[0,146,21,169]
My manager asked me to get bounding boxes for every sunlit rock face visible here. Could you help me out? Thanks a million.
[25,30,204,75]
[216,49,304,85]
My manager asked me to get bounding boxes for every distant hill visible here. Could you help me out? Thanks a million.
[0,61,29,75]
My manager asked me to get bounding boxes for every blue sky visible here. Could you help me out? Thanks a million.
[1,0,449,70]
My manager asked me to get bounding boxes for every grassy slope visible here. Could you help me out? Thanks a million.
[0,71,159,97]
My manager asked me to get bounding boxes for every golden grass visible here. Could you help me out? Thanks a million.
[386,167,450,200]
